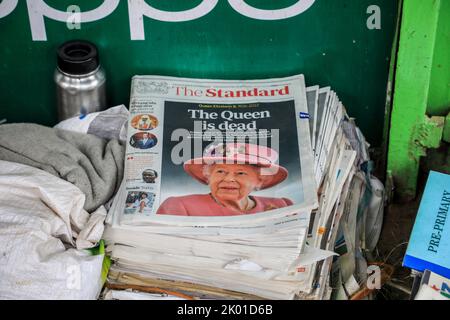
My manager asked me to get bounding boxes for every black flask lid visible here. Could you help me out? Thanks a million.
[57,40,99,75]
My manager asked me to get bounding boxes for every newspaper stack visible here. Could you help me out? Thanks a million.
[104,75,382,300]
[298,87,381,300]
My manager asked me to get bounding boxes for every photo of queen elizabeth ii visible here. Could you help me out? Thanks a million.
[157,143,293,216]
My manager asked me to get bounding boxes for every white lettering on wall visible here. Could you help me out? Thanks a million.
[128,0,219,40]
[228,0,316,20]
[0,0,18,19]
[1,0,317,41]
[25,0,120,41]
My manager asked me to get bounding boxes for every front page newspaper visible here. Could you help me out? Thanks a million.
[116,75,317,226]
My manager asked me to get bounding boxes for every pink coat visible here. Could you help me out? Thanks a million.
[156,194,293,216]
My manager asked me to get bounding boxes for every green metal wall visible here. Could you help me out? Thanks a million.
[428,0,450,116]
[387,0,449,200]
[0,0,398,146]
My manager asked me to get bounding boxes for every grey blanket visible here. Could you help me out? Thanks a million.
[0,123,125,212]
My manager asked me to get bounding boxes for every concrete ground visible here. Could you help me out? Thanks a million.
[374,143,449,299]
[375,201,420,299]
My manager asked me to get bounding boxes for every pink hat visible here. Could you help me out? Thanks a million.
[183,143,288,190]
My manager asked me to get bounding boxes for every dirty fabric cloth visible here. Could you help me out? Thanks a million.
[55,105,129,142]
[0,123,125,212]
[0,160,105,300]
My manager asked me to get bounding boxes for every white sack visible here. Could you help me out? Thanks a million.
[0,160,105,300]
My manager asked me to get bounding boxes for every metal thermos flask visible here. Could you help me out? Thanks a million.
[55,40,106,121]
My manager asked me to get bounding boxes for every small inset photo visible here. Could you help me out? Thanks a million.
[142,169,158,184]
[131,114,159,131]
[124,191,155,215]
[130,132,158,150]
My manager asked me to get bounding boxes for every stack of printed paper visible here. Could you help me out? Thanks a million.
[103,75,382,300]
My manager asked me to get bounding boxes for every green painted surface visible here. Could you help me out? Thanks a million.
[379,0,403,179]
[444,113,450,143]
[428,0,450,116]
[416,116,444,150]
[387,0,445,200]
[0,0,398,146]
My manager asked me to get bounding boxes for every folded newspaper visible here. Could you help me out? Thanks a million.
[104,75,384,300]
